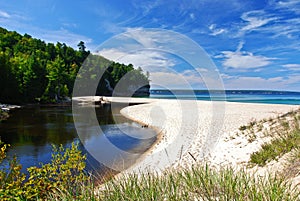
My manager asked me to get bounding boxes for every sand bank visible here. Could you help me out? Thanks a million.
[120,99,298,174]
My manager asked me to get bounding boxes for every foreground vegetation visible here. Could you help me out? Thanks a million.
[249,109,300,166]
[100,166,299,201]
[0,140,299,200]
[0,141,90,200]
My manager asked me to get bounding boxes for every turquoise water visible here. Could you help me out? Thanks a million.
[150,90,300,105]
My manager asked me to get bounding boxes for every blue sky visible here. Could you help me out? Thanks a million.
[0,0,300,91]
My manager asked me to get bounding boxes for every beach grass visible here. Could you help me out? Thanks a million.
[250,109,300,166]
[45,165,299,201]
[250,129,300,166]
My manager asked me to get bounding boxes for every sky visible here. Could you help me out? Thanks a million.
[0,0,300,91]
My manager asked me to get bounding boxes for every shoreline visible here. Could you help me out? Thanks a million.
[0,104,21,121]
[119,99,299,174]
[0,103,21,111]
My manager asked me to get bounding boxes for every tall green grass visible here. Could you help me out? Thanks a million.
[46,165,299,201]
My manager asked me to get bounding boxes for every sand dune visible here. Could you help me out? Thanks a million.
[120,99,298,174]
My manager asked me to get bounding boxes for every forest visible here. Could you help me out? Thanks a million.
[0,27,150,104]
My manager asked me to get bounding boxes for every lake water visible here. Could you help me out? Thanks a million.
[150,90,300,105]
[0,104,157,179]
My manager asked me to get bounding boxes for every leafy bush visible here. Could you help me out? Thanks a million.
[0,141,90,200]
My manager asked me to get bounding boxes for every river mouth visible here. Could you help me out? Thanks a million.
[0,103,157,181]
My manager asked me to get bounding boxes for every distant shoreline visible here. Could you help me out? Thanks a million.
[150,89,300,105]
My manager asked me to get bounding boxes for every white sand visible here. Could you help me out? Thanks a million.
[120,99,299,174]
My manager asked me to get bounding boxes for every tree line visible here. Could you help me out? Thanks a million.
[0,27,149,104]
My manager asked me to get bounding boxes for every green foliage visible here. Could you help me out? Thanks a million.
[1,139,299,200]
[100,165,299,201]
[0,141,26,200]
[250,110,300,166]
[0,141,90,200]
[0,27,150,103]
[250,129,300,166]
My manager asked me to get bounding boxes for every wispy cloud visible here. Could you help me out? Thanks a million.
[0,10,10,18]
[96,27,224,89]
[221,72,300,91]
[222,51,272,69]
[282,64,300,71]
[276,0,300,14]
[189,13,195,20]
[132,0,162,15]
[98,48,212,89]
[0,10,93,49]
[238,10,277,36]
[267,18,300,39]
[98,48,176,71]
[150,70,204,89]
[218,41,274,69]
[209,24,226,36]
[222,75,287,90]
[235,4,300,40]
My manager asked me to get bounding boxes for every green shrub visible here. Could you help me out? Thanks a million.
[0,140,90,200]
[0,142,26,200]
[250,129,300,166]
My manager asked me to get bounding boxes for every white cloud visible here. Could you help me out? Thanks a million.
[97,47,221,89]
[149,68,220,89]
[189,13,195,20]
[98,48,176,71]
[150,71,202,89]
[267,18,300,39]
[132,0,162,15]
[223,76,286,90]
[238,10,277,36]
[0,10,10,18]
[276,0,300,14]
[196,67,208,72]
[123,27,160,48]
[236,5,300,39]
[282,64,300,71]
[222,51,272,69]
[209,24,226,36]
[286,74,300,86]
[221,73,300,91]
[219,42,273,69]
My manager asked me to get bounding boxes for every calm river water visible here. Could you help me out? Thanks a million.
[0,104,156,179]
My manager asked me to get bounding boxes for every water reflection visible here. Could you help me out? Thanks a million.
[0,104,156,178]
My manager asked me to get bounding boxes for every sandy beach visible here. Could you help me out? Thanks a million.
[120,99,299,174]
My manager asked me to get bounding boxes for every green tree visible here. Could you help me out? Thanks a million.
[0,27,149,103]
[43,57,68,102]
